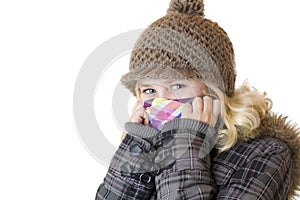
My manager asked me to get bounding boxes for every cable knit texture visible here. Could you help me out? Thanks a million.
[121,0,236,97]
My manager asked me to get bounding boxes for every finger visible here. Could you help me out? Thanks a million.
[142,111,150,126]
[212,99,221,117]
[192,97,202,114]
[130,112,141,123]
[202,96,213,124]
[203,96,213,115]
[130,106,146,124]
[181,103,193,118]
[212,99,221,127]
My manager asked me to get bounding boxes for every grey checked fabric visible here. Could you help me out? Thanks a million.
[95,118,292,199]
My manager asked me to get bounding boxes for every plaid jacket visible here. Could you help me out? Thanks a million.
[95,114,300,199]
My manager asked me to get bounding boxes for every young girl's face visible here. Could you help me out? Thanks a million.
[138,79,208,102]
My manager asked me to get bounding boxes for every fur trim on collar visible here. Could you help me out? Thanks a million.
[249,113,300,199]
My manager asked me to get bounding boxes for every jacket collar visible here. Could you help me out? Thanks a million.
[244,113,300,199]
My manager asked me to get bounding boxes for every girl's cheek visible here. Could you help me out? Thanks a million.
[172,90,193,99]
[140,94,154,102]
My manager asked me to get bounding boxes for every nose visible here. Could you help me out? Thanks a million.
[158,88,177,100]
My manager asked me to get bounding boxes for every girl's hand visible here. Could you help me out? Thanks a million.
[130,105,150,126]
[181,96,221,127]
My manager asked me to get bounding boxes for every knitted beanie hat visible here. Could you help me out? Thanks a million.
[121,0,236,97]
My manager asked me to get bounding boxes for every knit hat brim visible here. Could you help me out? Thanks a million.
[121,64,202,95]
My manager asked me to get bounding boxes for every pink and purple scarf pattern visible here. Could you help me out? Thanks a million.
[143,97,194,130]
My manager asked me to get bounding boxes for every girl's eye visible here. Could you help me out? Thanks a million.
[171,84,185,90]
[142,88,156,94]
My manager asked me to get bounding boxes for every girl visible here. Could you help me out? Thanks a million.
[96,0,300,199]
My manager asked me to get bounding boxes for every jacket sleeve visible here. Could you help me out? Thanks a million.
[153,118,218,199]
[216,137,292,200]
[95,131,157,200]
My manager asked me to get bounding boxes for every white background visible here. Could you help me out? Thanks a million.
[1,0,299,199]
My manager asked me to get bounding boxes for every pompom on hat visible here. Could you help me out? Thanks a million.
[121,0,236,97]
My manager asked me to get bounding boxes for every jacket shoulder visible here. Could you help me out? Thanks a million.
[251,113,300,199]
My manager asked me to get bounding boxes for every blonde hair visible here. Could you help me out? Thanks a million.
[128,80,272,152]
[206,81,272,151]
